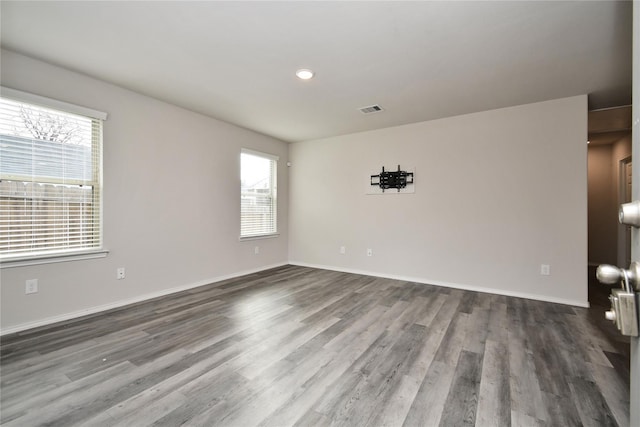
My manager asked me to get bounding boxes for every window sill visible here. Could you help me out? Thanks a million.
[239,233,280,241]
[0,249,109,269]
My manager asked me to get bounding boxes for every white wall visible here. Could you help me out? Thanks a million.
[289,96,588,306]
[0,49,589,332]
[0,50,289,332]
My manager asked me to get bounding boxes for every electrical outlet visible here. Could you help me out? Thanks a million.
[254,246,260,255]
[367,248,373,257]
[25,279,38,294]
[540,264,550,276]
[340,246,346,254]
[117,267,125,280]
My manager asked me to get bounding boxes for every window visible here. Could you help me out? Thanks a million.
[240,149,278,238]
[0,88,106,261]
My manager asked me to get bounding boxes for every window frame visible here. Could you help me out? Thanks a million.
[0,87,108,268]
[239,148,279,240]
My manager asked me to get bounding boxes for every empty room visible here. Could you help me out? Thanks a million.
[0,1,638,426]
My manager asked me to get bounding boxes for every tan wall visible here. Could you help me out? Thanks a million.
[613,134,632,266]
[586,135,632,266]
[588,144,617,264]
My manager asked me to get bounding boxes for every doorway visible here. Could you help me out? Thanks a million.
[587,105,632,276]
[585,105,633,424]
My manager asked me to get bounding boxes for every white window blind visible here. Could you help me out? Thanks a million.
[240,149,277,238]
[0,93,104,259]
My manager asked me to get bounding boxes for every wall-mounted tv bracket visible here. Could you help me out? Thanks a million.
[370,165,414,192]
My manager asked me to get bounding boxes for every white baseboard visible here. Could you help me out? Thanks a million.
[289,261,590,308]
[0,263,288,336]
[1,260,590,336]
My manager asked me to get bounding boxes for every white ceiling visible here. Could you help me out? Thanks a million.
[0,1,632,143]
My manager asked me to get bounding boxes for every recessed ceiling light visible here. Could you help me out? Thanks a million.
[296,69,314,80]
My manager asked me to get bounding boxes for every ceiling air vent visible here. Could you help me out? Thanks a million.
[358,104,384,114]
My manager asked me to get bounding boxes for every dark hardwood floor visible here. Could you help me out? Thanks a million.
[0,265,630,426]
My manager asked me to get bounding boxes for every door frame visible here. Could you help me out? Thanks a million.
[618,155,632,267]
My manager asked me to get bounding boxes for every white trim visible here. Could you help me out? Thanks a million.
[0,262,287,336]
[239,233,280,241]
[289,261,590,308]
[241,147,279,161]
[0,260,589,336]
[0,86,108,120]
[1,249,109,269]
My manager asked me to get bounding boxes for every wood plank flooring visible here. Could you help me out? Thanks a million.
[0,265,630,426]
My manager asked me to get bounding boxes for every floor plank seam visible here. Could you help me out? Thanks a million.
[0,266,630,427]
